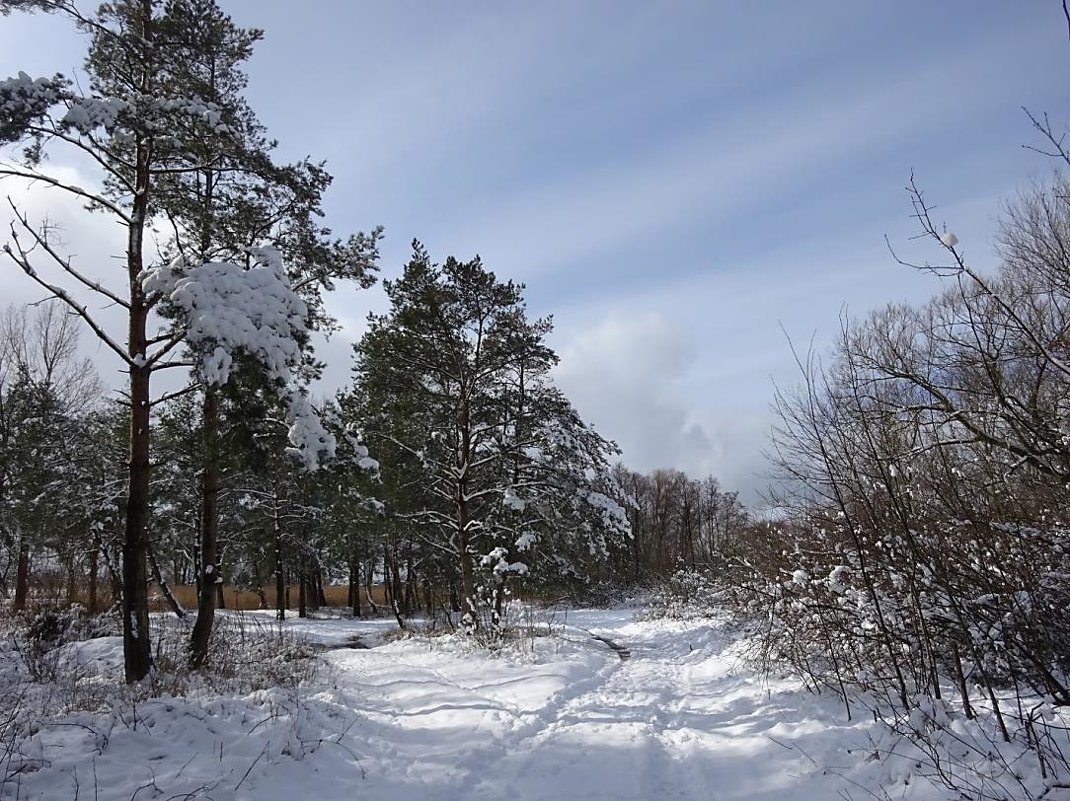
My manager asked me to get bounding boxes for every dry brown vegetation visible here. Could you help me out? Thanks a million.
[153,584,391,613]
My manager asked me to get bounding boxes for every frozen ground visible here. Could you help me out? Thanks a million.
[2,608,988,800]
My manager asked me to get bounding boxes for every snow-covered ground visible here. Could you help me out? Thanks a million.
[2,608,987,800]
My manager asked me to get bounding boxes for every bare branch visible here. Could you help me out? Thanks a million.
[3,227,131,364]
[149,381,200,408]
[0,167,133,224]
[7,200,130,309]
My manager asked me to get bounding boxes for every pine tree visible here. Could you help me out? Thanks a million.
[350,243,629,629]
[0,0,377,680]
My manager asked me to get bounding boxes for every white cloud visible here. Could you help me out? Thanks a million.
[553,310,717,472]
[546,187,1010,503]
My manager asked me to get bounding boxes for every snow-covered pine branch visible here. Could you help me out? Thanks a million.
[144,246,335,471]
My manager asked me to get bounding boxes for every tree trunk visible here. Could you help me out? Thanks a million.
[252,561,266,609]
[102,538,123,609]
[953,643,975,720]
[123,359,153,683]
[456,397,477,626]
[492,577,505,627]
[12,537,29,612]
[363,558,379,614]
[192,539,201,595]
[87,535,99,614]
[348,555,361,618]
[424,572,433,618]
[274,533,286,620]
[298,573,307,618]
[389,546,404,616]
[190,389,220,669]
[147,540,186,618]
[456,525,476,625]
[65,559,76,606]
[404,550,416,615]
[120,0,156,686]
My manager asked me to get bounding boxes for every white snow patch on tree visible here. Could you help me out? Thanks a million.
[481,546,529,576]
[145,246,336,469]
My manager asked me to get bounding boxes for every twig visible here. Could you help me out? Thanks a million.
[233,741,269,792]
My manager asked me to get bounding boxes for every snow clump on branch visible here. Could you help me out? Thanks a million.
[144,246,336,469]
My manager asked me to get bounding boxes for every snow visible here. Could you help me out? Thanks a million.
[144,248,337,469]
[503,485,526,511]
[148,247,308,387]
[8,608,1060,800]
[940,231,959,247]
[61,96,129,134]
[481,546,530,576]
[0,71,63,120]
[515,531,538,551]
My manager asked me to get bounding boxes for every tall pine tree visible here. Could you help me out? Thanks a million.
[350,244,629,629]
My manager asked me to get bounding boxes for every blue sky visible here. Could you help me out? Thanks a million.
[2,2,1069,502]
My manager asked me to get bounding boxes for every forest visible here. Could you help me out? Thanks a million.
[0,2,1069,800]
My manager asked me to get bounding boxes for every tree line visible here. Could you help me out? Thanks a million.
[0,294,747,651]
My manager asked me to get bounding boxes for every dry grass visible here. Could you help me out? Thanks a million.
[152,583,391,613]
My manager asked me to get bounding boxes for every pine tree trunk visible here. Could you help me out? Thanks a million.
[123,357,153,683]
[390,547,404,616]
[118,0,156,686]
[87,536,99,614]
[190,389,220,669]
[102,539,123,608]
[252,560,266,609]
[13,537,29,612]
[348,555,360,618]
[492,578,505,627]
[457,526,476,625]
[147,540,185,618]
[65,559,76,606]
[424,572,433,618]
[363,559,379,615]
[192,539,201,595]
[298,573,307,618]
[456,397,477,626]
[404,551,416,615]
[274,535,285,620]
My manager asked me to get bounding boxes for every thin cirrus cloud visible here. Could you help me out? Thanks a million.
[429,18,1051,285]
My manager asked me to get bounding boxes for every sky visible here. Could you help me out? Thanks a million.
[1,2,1069,503]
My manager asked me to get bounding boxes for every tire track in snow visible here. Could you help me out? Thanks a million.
[325,632,628,795]
[324,615,849,800]
[462,624,731,801]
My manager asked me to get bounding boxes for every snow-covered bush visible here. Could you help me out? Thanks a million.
[733,172,1070,798]
[15,605,119,682]
[641,568,723,620]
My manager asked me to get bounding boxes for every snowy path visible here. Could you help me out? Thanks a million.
[314,610,869,801]
[12,610,921,800]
